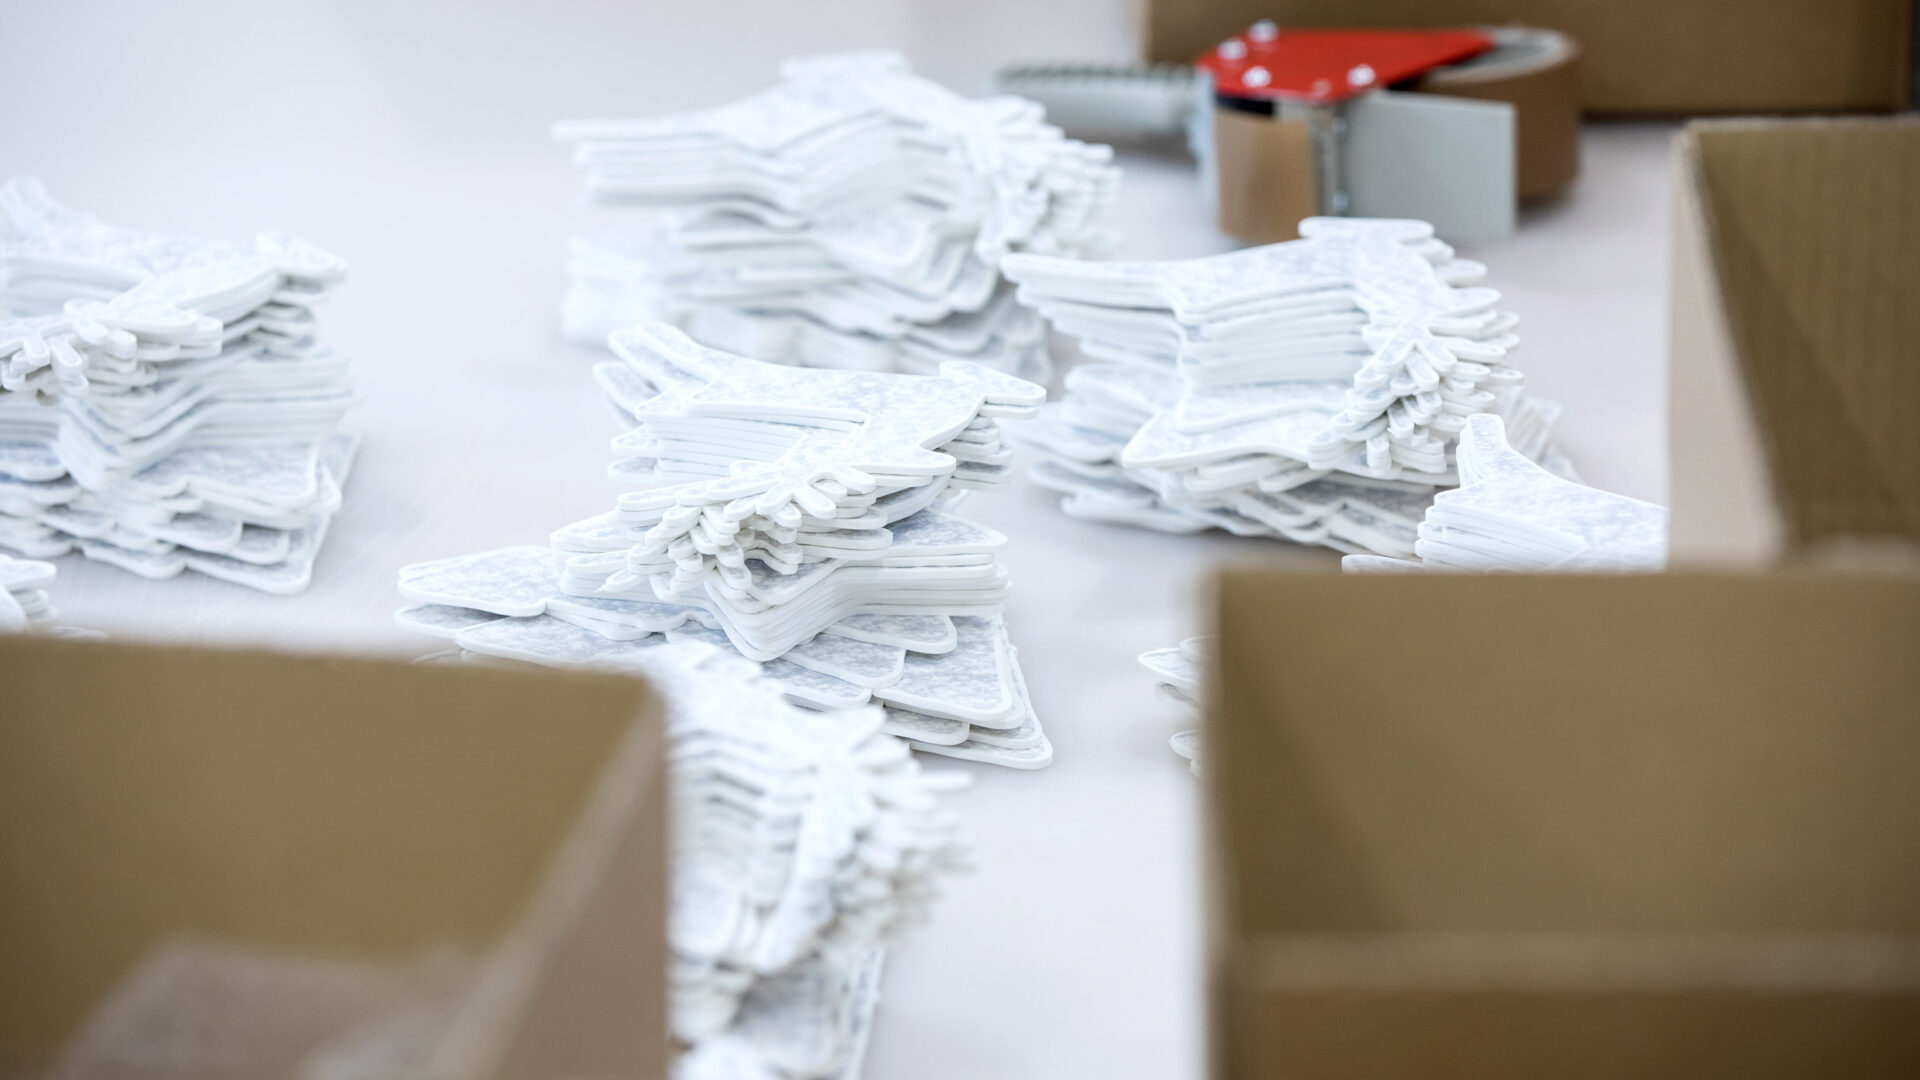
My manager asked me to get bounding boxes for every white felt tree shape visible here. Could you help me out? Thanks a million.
[1004,217,1521,482]
[1343,413,1667,572]
[1427,412,1665,569]
[604,324,1043,596]
[1,178,344,397]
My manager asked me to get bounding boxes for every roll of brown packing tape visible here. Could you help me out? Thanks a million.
[1416,27,1582,201]
[1208,25,1582,242]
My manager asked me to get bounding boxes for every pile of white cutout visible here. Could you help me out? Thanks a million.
[1138,635,1205,777]
[1342,413,1667,573]
[1004,217,1575,558]
[412,638,968,1080]
[0,179,357,592]
[555,51,1119,382]
[395,322,1054,771]
[0,550,95,637]
[1142,414,1667,773]
[391,319,1074,1076]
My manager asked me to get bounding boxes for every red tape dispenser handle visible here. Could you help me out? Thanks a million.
[1197,22,1494,104]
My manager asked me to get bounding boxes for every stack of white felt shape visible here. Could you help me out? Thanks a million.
[1138,636,1206,777]
[659,642,965,1080]
[0,550,96,637]
[555,50,1120,383]
[0,179,358,592]
[394,322,1053,770]
[390,320,1023,1076]
[410,637,966,1080]
[1003,217,1572,558]
[1344,413,1667,573]
[1142,417,1666,778]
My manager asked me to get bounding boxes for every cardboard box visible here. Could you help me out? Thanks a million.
[1144,1,1911,114]
[1667,117,1920,566]
[0,636,669,1080]
[1208,570,1920,1079]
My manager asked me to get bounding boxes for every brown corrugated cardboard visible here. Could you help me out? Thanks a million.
[1144,1,1912,114]
[1208,570,1920,1079]
[0,635,668,1080]
[1667,117,1920,566]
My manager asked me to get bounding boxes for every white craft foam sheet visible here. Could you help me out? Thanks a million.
[0,179,359,591]
[440,638,966,1080]
[1002,217,1585,558]
[554,50,1119,377]
[1340,413,1668,574]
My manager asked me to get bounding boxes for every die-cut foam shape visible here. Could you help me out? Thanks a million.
[1339,413,1666,573]
[1,181,357,591]
[1006,218,1521,481]
[555,51,1117,381]
[0,549,93,635]
[1006,220,1587,562]
[437,636,967,1066]
[594,324,1041,595]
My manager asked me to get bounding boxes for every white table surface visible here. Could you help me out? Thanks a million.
[2,3,1675,1076]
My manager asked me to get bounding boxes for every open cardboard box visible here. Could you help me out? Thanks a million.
[1668,116,1920,567]
[0,636,668,1080]
[1207,570,1920,1079]
[1143,0,1911,114]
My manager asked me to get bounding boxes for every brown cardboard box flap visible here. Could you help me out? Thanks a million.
[1669,117,1920,563]
[1207,570,1920,1078]
[1144,1,1911,114]
[1242,979,1920,1079]
[0,636,668,1080]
